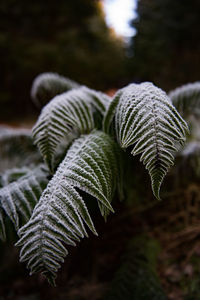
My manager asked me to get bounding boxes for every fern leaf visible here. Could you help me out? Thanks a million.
[0,167,30,187]
[0,207,6,241]
[0,165,49,235]
[16,131,119,283]
[32,88,95,172]
[103,90,123,134]
[33,86,110,172]
[178,142,200,178]
[31,72,80,108]
[82,86,111,114]
[169,82,200,118]
[105,82,188,199]
[0,126,41,172]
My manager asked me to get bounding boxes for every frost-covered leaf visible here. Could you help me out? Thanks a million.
[0,126,41,172]
[0,164,49,239]
[179,142,200,178]
[31,72,80,108]
[105,82,188,199]
[0,207,6,241]
[16,131,119,284]
[33,87,110,172]
[103,90,123,134]
[32,88,94,172]
[82,86,111,115]
[0,167,30,187]
[169,82,200,118]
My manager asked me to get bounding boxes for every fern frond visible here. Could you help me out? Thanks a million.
[31,72,80,108]
[179,142,200,178]
[0,165,49,236]
[104,82,188,199]
[0,167,30,187]
[82,86,111,114]
[33,87,110,172]
[16,131,119,283]
[0,207,6,241]
[32,88,95,172]
[169,82,200,118]
[104,235,167,300]
[0,126,41,172]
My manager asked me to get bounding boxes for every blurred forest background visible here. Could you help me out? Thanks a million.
[1,0,200,121]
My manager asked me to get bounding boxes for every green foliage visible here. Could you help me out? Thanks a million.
[31,72,80,108]
[0,73,188,285]
[32,75,111,171]
[16,131,119,284]
[0,165,49,240]
[104,82,188,199]
[169,82,200,119]
[0,126,41,172]
[104,235,167,300]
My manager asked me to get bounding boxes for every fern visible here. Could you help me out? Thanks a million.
[169,82,200,118]
[31,72,80,108]
[32,86,111,172]
[16,131,119,284]
[104,235,167,300]
[0,207,6,241]
[0,167,30,187]
[104,82,188,199]
[0,73,190,287]
[0,165,49,239]
[177,142,200,179]
[0,126,41,172]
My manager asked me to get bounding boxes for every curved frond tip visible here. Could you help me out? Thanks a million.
[105,82,188,199]
[31,72,80,108]
[16,131,120,283]
[169,81,200,118]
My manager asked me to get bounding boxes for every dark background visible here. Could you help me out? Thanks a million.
[1,0,200,121]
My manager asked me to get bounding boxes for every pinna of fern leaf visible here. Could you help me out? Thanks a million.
[104,82,189,199]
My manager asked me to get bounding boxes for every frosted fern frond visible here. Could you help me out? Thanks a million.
[0,167,30,187]
[103,90,123,134]
[104,82,188,199]
[0,165,49,237]
[0,126,41,172]
[169,82,200,118]
[16,131,119,284]
[179,142,200,178]
[32,88,95,172]
[32,86,110,172]
[31,72,80,108]
[82,86,111,114]
[0,207,6,241]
